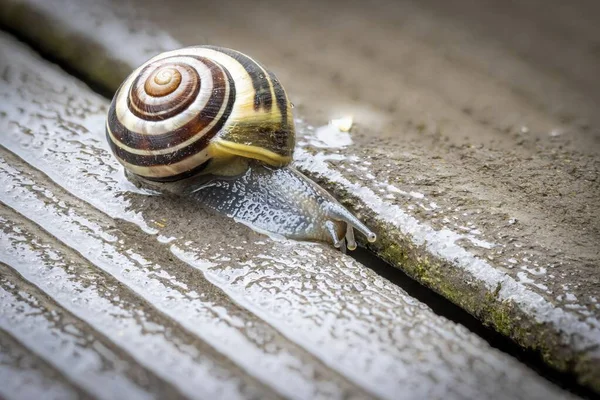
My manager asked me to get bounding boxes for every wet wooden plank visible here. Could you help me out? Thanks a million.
[0,209,270,400]
[0,328,90,400]
[0,31,575,399]
[0,259,185,400]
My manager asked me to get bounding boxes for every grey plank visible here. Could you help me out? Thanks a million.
[0,205,276,400]
[0,329,89,400]
[0,31,575,399]
[0,260,187,400]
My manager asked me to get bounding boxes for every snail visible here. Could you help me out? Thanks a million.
[105,45,376,250]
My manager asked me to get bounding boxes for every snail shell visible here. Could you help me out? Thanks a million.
[107,45,294,181]
[106,45,375,249]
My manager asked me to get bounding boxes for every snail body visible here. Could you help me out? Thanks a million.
[106,45,375,249]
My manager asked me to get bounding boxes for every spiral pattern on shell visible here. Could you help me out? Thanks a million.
[106,46,295,182]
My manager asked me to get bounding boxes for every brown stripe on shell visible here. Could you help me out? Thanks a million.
[268,70,289,130]
[202,46,273,112]
[132,159,210,183]
[109,57,225,152]
[107,62,237,170]
[128,62,200,121]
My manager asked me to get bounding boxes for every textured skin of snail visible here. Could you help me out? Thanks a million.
[106,45,376,249]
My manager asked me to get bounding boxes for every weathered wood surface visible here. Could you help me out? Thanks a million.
[1,0,597,392]
[0,326,92,400]
[0,31,576,399]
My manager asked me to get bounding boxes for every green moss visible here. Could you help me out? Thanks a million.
[371,230,600,390]
[303,158,600,392]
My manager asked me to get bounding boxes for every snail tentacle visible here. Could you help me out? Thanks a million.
[325,220,343,248]
[345,225,357,251]
[322,201,377,244]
